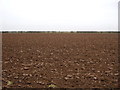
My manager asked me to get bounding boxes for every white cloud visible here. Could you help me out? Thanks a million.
[0,0,119,31]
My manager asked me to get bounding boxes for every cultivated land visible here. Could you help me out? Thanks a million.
[2,33,119,88]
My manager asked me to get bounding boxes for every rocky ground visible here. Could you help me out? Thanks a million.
[2,33,119,88]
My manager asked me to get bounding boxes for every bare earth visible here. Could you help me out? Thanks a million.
[2,33,119,88]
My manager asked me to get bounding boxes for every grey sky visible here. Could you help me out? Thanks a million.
[0,0,119,31]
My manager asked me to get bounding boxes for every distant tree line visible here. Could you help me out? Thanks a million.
[2,31,120,33]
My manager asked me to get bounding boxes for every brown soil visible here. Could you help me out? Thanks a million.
[2,33,119,88]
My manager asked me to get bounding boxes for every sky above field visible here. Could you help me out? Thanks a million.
[0,0,119,31]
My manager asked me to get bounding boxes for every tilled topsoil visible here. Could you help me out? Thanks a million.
[2,33,119,88]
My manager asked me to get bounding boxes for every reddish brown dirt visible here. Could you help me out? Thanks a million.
[2,33,119,88]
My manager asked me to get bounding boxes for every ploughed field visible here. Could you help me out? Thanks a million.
[2,33,119,88]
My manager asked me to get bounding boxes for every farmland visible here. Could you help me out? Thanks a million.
[2,33,119,88]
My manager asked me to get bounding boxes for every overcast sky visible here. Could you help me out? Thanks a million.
[0,0,119,31]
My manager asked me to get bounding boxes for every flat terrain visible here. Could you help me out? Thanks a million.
[2,33,119,88]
